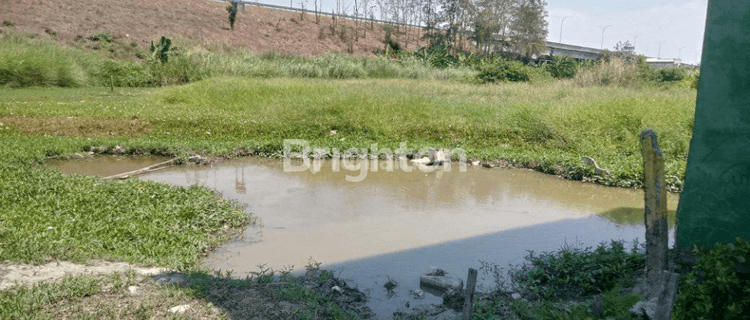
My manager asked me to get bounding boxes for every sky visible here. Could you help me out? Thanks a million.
[248,0,708,65]
[545,0,708,64]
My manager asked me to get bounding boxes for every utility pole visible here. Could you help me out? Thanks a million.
[559,16,570,43]
[599,25,612,50]
[657,40,666,58]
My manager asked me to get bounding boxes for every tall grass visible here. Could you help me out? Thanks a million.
[0,32,90,87]
[574,58,642,87]
[0,30,476,88]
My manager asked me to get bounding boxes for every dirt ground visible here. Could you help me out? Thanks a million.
[0,261,376,319]
[1,0,426,57]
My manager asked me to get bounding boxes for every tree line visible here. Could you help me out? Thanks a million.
[324,0,549,57]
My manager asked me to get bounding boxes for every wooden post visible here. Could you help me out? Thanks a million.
[641,130,669,297]
[462,268,477,320]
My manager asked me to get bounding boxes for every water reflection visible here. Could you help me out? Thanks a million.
[50,156,681,318]
[139,157,679,272]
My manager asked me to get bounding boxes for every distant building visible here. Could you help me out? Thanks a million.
[645,57,697,68]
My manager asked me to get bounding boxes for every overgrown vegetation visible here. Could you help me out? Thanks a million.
[470,240,647,319]
[673,238,750,319]
[511,240,645,300]
[0,27,700,91]
[226,0,238,31]
[0,29,477,88]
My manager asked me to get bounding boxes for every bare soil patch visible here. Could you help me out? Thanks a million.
[0,261,165,290]
[0,115,153,137]
[1,0,426,57]
[1,261,374,319]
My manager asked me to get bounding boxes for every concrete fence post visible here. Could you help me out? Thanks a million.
[641,130,669,296]
[462,268,478,320]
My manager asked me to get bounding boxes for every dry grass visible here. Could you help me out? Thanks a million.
[574,59,641,87]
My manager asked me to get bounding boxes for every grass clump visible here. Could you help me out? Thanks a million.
[602,286,645,318]
[0,31,90,87]
[471,241,647,319]
[90,30,113,43]
[574,58,642,87]
[511,240,645,300]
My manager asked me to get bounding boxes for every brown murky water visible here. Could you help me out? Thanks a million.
[48,155,171,178]
[50,157,680,318]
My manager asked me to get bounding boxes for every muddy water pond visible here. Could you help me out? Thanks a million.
[48,155,172,178]
[51,157,679,318]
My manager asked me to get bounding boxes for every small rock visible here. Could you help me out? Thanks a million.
[169,276,185,286]
[332,285,343,293]
[411,289,425,299]
[168,304,190,314]
[413,304,447,316]
[188,155,208,165]
[112,145,126,154]
[631,298,657,319]
[127,286,139,295]
[420,275,463,292]
[481,162,494,168]
[471,161,480,166]
[511,292,521,300]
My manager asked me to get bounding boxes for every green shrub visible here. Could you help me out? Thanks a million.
[511,240,645,299]
[602,286,644,318]
[226,1,238,30]
[545,55,578,79]
[477,59,548,83]
[413,45,456,68]
[90,31,113,43]
[656,67,686,82]
[149,36,172,63]
[3,20,14,27]
[673,238,750,319]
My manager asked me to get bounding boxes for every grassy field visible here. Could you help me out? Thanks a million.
[0,27,699,319]
[1,77,695,265]
[0,77,695,265]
